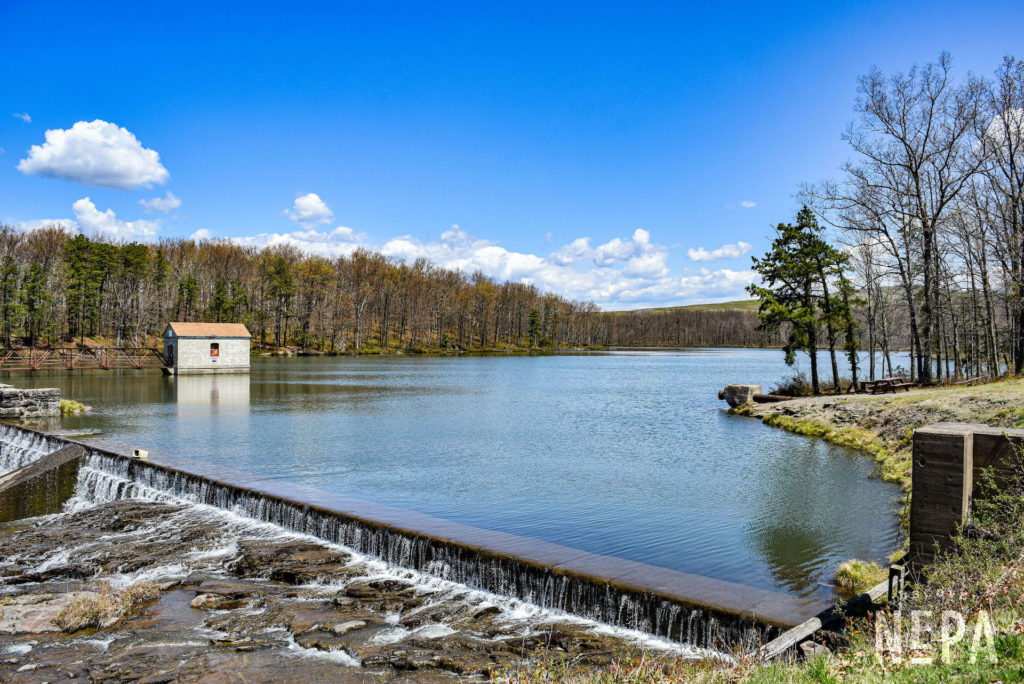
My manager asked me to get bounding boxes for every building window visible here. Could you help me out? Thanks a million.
[210,343,220,357]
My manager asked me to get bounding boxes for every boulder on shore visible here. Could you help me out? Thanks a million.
[719,384,762,408]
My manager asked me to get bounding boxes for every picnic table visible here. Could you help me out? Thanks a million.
[860,376,913,394]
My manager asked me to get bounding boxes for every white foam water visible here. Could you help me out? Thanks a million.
[0,425,57,476]
[64,458,706,656]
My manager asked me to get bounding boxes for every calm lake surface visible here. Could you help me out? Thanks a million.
[9,349,903,601]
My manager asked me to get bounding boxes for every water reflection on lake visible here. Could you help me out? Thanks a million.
[6,348,903,601]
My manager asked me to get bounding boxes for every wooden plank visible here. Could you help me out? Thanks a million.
[759,580,890,660]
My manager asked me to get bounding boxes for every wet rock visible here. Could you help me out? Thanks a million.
[231,541,357,585]
[203,604,286,635]
[210,635,272,651]
[190,593,254,611]
[294,630,354,652]
[137,675,176,684]
[282,601,372,635]
[472,604,501,619]
[344,583,381,599]
[330,619,367,635]
[0,498,680,683]
[0,593,80,634]
[5,563,97,585]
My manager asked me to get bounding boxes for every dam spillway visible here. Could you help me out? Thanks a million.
[0,422,828,651]
[8,354,904,603]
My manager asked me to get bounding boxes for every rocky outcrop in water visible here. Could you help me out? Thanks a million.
[0,501,695,682]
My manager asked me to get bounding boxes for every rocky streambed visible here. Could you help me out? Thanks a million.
[0,499,700,683]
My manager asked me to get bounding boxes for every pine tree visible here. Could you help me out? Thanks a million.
[0,256,22,347]
[748,207,853,395]
[528,308,541,347]
[22,262,48,347]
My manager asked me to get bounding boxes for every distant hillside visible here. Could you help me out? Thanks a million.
[604,300,760,315]
[595,300,782,348]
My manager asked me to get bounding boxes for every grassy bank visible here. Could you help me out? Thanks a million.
[740,377,1024,495]
[502,630,1024,682]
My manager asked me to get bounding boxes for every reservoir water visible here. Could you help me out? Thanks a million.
[7,348,902,603]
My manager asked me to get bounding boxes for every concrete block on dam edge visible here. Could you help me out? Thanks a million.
[0,444,85,522]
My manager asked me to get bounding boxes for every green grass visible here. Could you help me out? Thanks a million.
[504,638,1024,682]
[59,399,85,415]
[833,560,887,596]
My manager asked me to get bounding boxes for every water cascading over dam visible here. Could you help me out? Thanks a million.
[0,423,825,650]
[0,424,62,475]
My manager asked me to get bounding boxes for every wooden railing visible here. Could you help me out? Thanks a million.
[0,348,168,371]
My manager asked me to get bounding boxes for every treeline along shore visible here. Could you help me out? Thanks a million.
[0,225,785,353]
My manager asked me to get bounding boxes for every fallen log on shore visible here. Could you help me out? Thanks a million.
[752,393,793,403]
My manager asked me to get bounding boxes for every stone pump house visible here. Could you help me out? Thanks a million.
[162,323,251,374]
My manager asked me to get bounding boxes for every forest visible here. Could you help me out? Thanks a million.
[800,54,1024,384]
[0,225,770,352]
[0,226,608,352]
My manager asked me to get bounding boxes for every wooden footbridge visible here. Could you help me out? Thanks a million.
[0,348,169,372]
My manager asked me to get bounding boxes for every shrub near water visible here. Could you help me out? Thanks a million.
[59,399,85,415]
[770,371,814,397]
[834,560,886,596]
[53,582,160,632]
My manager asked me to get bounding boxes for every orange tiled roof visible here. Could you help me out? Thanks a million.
[165,322,251,338]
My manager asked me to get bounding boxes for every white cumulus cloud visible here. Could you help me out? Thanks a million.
[740,200,756,208]
[593,229,653,266]
[72,197,161,241]
[687,241,752,262]
[13,112,31,123]
[548,237,592,265]
[373,226,745,308]
[18,120,169,189]
[139,191,182,214]
[13,218,79,233]
[286,193,333,227]
[232,225,368,257]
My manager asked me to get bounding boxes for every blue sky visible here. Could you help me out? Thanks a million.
[1,1,1021,309]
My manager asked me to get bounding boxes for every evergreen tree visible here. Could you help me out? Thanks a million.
[0,256,22,347]
[22,263,48,347]
[267,257,295,348]
[528,308,541,347]
[748,207,853,395]
[208,280,231,322]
